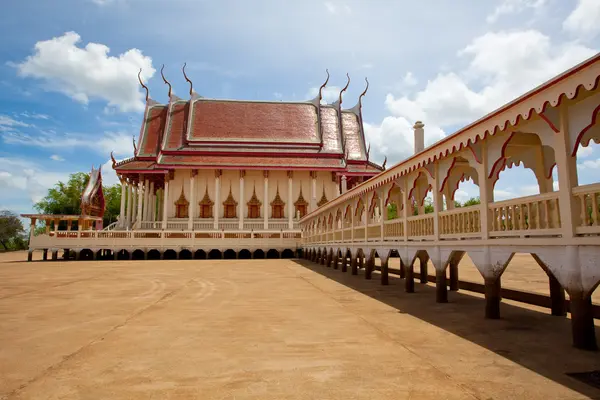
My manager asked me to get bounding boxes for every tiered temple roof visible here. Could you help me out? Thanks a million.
[114,68,383,176]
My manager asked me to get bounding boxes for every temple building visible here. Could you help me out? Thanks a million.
[111,68,383,237]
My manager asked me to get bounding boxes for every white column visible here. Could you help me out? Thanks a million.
[126,182,133,228]
[148,181,155,222]
[119,179,126,227]
[188,170,196,230]
[156,188,162,222]
[341,175,348,194]
[555,105,579,238]
[132,187,138,226]
[214,171,221,229]
[239,171,245,230]
[288,171,293,230]
[263,171,269,230]
[380,188,386,238]
[310,172,317,211]
[143,179,150,222]
[136,178,144,228]
[476,141,494,239]
[162,177,169,230]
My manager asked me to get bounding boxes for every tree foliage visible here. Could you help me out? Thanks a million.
[34,172,121,229]
[386,196,482,219]
[0,210,25,250]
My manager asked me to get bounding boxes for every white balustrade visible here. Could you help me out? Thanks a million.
[573,183,600,235]
[406,214,435,239]
[488,192,560,237]
[439,206,480,239]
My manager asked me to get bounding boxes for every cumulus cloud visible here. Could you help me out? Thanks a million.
[486,0,546,23]
[2,129,134,157]
[563,0,600,39]
[364,29,596,166]
[0,157,70,204]
[14,32,154,112]
[50,155,65,161]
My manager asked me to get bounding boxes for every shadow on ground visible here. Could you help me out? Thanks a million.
[293,258,600,398]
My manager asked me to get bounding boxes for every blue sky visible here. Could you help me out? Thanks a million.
[1,0,599,215]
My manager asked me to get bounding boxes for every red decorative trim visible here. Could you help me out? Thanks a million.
[539,113,560,133]
[572,103,600,156]
[489,132,516,179]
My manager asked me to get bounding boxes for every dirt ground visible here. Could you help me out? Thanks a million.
[1,251,599,399]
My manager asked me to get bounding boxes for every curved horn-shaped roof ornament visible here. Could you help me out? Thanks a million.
[132,135,138,155]
[318,69,330,103]
[160,64,172,98]
[182,62,193,96]
[358,77,369,108]
[338,73,350,106]
[110,151,116,168]
[366,142,371,164]
[138,68,149,102]
[382,156,387,170]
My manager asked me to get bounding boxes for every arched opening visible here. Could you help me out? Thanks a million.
[266,249,280,259]
[164,249,177,260]
[147,249,161,260]
[179,249,193,259]
[296,248,304,258]
[194,249,207,259]
[132,249,145,260]
[224,249,237,259]
[253,249,265,259]
[408,171,433,215]
[117,249,129,260]
[238,249,252,259]
[79,248,94,261]
[208,249,222,259]
[281,249,294,259]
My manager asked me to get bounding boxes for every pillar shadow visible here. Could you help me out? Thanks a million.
[292,258,600,398]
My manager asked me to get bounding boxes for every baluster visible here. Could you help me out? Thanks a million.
[509,205,515,231]
[534,201,541,230]
[543,199,549,229]
[526,203,531,229]
[592,193,599,226]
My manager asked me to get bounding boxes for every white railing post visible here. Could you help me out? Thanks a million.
[555,104,579,238]
[477,141,493,239]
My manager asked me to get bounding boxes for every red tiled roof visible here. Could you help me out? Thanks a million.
[138,106,167,157]
[188,100,320,144]
[162,102,189,151]
[159,154,345,170]
[114,160,160,172]
[320,106,343,154]
[342,112,367,161]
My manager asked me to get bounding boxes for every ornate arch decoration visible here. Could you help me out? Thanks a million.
[174,188,189,218]
[223,185,238,218]
[247,185,262,219]
[354,197,365,218]
[270,185,286,219]
[568,93,600,156]
[368,191,379,216]
[407,171,432,206]
[294,187,309,218]
[487,130,555,190]
[198,186,214,218]
[385,182,404,210]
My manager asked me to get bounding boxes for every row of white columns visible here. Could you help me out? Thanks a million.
[117,170,350,230]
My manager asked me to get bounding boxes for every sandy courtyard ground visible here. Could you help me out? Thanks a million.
[1,251,599,399]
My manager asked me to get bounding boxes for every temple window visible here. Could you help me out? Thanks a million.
[198,187,214,218]
[247,186,262,219]
[294,187,309,219]
[223,186,238,218]
[174,188,189,218]
[270,185,285,219]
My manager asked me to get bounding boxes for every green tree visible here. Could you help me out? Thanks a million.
[387,203,397,220]
[461,197,481,207]
[0,210,25,250]
[34,172,121,229]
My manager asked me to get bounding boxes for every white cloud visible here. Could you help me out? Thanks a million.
[0,115,30,130]
[486,0,546,23]
[2,129,134,157]
[0,157,70,204]
[50,154,65,161]
[402,72,417,87]
[15,32,154,112]
[577,145,593,158]
[101,158,121,186]
[563,0,600,39]
[324,1,351,14]
[19,111,49,120]
[579,159,600,169]
[365,29,596,166]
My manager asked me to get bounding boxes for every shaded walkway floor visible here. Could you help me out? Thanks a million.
[0,252,599,399]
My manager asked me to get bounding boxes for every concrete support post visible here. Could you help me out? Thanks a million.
[27,251,33,262]
[405,261,415,293]
[365,254,373,280]
[380,257,389,285]
[341,252,348,272]
[549,274,567,317]
[351,256,358,275]
[114,251,118,260]
[435,269,448,303]
[419,255,429,284]
[569,292,597,350]
[333,253,339,270]
[43,249,48,261]
[484,277,501,319]
[449,261,459,291]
